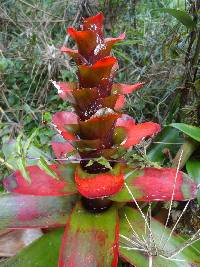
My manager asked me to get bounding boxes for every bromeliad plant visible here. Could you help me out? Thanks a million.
[1,13,199,267]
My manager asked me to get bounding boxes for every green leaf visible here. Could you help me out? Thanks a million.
[147,126,183,163]
[117,259,123,267]
[15,135,31,182]
[113,40,143,46]
[119,207,200,266]
[38,156,59,180]
[0,229,63,267]
[112,49,133,63]
[59,202,118,267]
[86,156,112,170]
[194,79,200,92]
[17,156,31,183]
[124,151,160,168]
[86,159,95,167]
[2,139,50,170]
[42,112,52,123]
[197,189,200,205]
[24,129,39,154]
[170,123,200,142]
[97,156,112,170]
[16,133,23,155]
[186,160,200,184]
[158,8,196,29]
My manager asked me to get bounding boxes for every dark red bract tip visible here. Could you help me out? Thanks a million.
[82,12,104,36]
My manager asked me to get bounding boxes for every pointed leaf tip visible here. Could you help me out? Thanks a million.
[170,123,200,142]
[82,12,104,31]
[67,27,100,60]
[112,82,144,95]
[115,120,161,148]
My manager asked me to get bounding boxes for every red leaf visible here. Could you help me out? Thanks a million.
[60,46,78,55]
[68,27,98,60]
[75,164,124,198]
[0,194,76,229]
[65,26,123,63]
[52,81,77,102]
[91,33,126,60]
[105,33,126,45]
[79,57,117,88]
[103,33,125,56]
[59,202,119,267]
[112,82,144,94]
[116,114,135,127]
[60,47,84,64]
[116,121,161,148]
[115,95,125,110]
[65,14,124,63]
[51,141,76,161]
[73,87,99,106]
[52,112,78,140]
[132,168,197,201]
[110,167,197,202]
[113,115,135,145]
[3,165,77,196]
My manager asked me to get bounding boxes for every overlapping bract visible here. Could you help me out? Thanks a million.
[2,13,198,267]
[49,13,162,198]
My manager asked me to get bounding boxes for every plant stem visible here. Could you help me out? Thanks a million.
[172,138,199,169]
[149,255,152,267]
[0,157,14,170]
[192,30,200,81]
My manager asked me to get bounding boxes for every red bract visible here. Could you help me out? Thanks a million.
[75,164,124,198]
[2,12,198,267]
[51,141,75,161]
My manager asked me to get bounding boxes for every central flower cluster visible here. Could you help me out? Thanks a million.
[51,13,160,197]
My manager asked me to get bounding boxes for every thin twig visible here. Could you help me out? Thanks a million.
[0,157,14,170]
[124,182,158,255]
[159,149,183,247]
[17,0,62,19]
[163,200,191,250]
[169,230,200,259]
[0,107,12,123]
